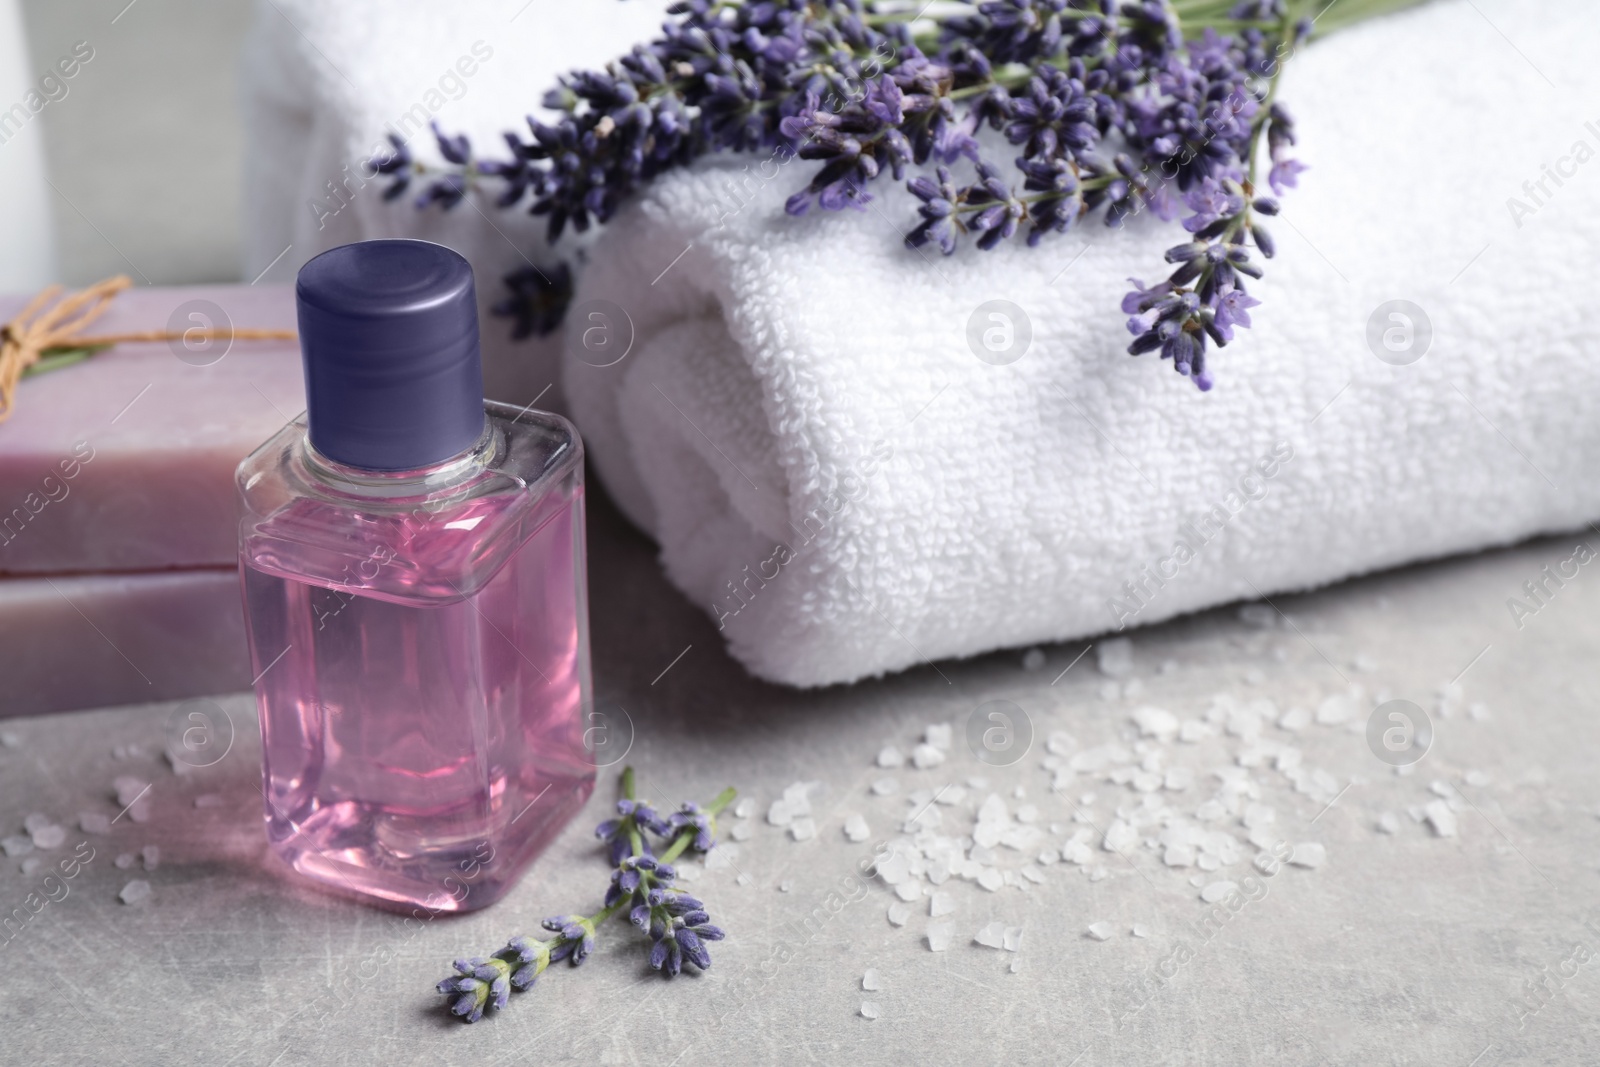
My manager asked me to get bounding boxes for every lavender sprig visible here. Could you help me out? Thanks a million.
[390,0,1425,390]
[434,767,735,1023]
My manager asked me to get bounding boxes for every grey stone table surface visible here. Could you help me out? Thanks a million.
[4,490,1600,1066]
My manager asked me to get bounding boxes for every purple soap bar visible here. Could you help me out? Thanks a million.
[0,285,302,574]
[0,568,249,717]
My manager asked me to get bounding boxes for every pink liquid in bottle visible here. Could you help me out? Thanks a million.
[237,241,594,911]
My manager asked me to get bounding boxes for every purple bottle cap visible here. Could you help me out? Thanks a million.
[296,239,485,472]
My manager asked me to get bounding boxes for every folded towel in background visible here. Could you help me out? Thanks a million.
[239,0,672,406]
[564,0,1600,688]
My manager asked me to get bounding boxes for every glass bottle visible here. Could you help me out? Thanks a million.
[236,240,594,912]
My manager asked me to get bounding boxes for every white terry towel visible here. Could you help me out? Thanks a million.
[564,0,1600,688]
[238,0,672,405]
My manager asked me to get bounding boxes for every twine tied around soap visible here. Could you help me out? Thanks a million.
[0,275,298,424]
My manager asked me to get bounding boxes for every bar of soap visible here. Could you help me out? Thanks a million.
[0,285,302,575]
[0,568,249,716]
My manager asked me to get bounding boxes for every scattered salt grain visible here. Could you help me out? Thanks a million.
[114,852,134,870]
[1243,804,1275,829]
[731,823,754,841]
[876,746,904,769]
[1463,770,1490,788]
[1200,881,1238,904]
[1132,924,1150,938]
[20,857,41,875]
[789,817,817,842]
[736,873,753,887]
[1003,927,1024,952]
[1021,648,1047,671]
[1277,706,1311,732]
[926,923,954,951]
[860,1002,881,1020]
[930,891,956,918]
[887,903,910,927]
[119,880,151,905]
[894,883,921,902]
[1289,843,1326,869]
[128,801,151,824]
[911,743,946,769]
[778,880,792,893]
[1,835,32,857]
[1132,706,1178,741]
[733,798,754,819]
[1010,958,1024,974]
[29,824,65,850]
[1096,638,1134,677]
[925,724,953,750]
[862,969,881,991]
[843,813,870,843]
[1163,845,1196,868]
[1424,800,1458,838]
[977,868,1004,892]
[871,777,899,796]
[1085,922,1114,941]
[1021,866,1046,885]
[1102,820,1138,853]
[1046,731,1075,756]
[1097,681,1120,701]
[975,922,1007,949]
[1377,812,1400,834]
[79,812,111,834]
[112,776,150,807]
[23,813,52,834]
[1243,668,1265,686]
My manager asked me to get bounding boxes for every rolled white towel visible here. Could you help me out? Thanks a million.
[238,0,672,405]
[564,0,1600,687]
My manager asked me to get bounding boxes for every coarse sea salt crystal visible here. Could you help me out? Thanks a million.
[1088,867,1110,883]
[1003,927,1023,952]
[1200,881,1238,904]
[736,873,754,887]
[20,857,41,875]
[767,800,793,826]
[1277,706,1311,732]
[1021,866,1045,885]
[1096,638,1134,677]
[79,812,111,834]
[24,813,51,834]
[1377,812,1400,834]
[860,1002,881,1020]
[129,802,151,824]
[1103,820,1138,853]
[734,798,754,819]
[1085,922,1114,941]
[894,884,921,902]
[975,922,1007,949]
[1,835,33,857]
[843,813,870,843]
[887,903,910,927]
[731,823,754,842]
[977,868,1004,892]
[790,817,817,842]
[1243,804,1275,828]
[862,969,881,991]
[871,777,899,796]
[925,724,953,750]
[877,746,905,768]
[1163,844,1195,868]
[1289,843,1326,868]
[119,880,151,905]
[877,854,911,885]
[1424,800,1458,838]
[113,776,149,807]
[29,824,65,850]
[930,891,956,918]
[926,923,955,951]
[912,744,946,769]
[1132,924,1150,938]
[1047,731,1075,756]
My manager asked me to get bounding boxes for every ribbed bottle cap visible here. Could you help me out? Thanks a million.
[296,240,485,472]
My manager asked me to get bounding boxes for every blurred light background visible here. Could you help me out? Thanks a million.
[17,0,251,286]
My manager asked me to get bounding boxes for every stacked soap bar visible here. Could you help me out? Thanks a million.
[0,284,303,715]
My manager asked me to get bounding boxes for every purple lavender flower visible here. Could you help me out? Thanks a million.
[542,915,597,965]
[406,0,1325,392]
[492,262,573,340]
[595,798,667,865]
[666,802,718,852]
